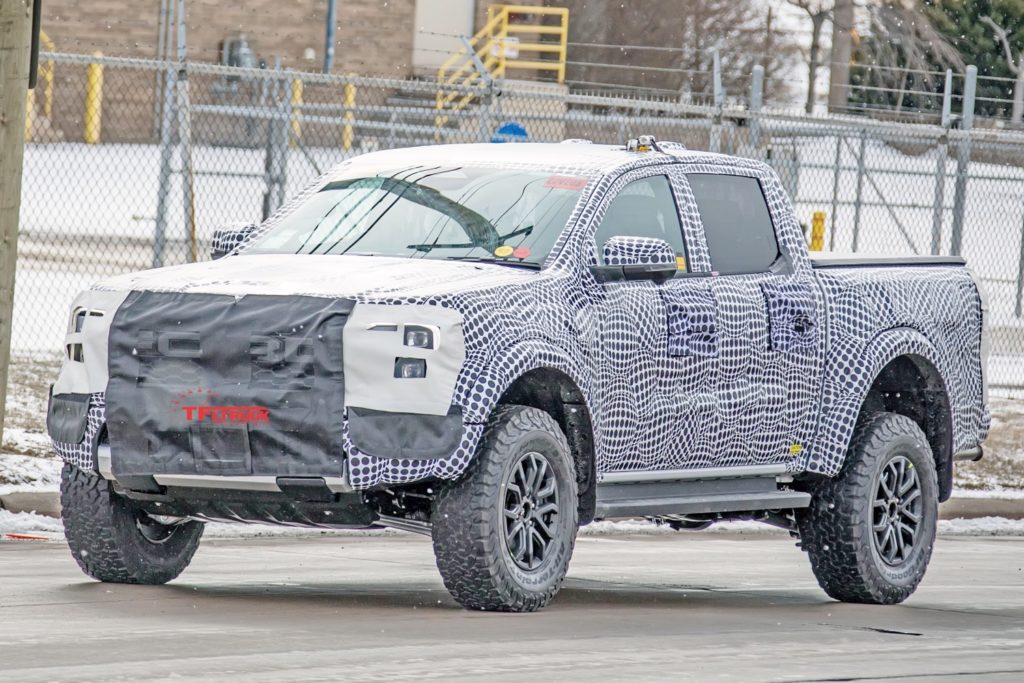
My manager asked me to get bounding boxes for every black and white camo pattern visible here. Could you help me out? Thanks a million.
[51,144,988,490]
[51,393,106,469]
[602,235,677,266]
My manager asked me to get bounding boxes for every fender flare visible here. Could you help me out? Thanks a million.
[802,327,948,478]
[454,340,592,425]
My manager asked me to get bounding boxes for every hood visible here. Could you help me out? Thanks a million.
[94,254,540,300]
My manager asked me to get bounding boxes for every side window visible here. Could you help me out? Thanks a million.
[594,175,686,265]
[686,173,781,275]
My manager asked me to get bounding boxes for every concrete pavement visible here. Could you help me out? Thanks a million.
[1,532,1023,681]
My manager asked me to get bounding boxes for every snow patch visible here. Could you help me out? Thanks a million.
[0,453,62,495]
[0,509,63,535]
[938,517,1024,536]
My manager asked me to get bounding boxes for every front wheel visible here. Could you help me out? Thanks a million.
[798,412,938,604]
[431,405,578,612]
[61,463,204,584]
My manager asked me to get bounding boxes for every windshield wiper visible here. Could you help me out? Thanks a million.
[440,256,540,270]
[408,225,535,254]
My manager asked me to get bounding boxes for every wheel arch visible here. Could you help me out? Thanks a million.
[458,339,595,524]
[806,327,954,500]
[496,366,597,525]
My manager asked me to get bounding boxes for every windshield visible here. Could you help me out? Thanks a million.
[245,165,587,267]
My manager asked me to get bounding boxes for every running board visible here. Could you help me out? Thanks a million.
[595,472,811,519]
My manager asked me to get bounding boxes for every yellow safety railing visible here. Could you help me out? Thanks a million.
[435,4,568,132]
[24,31,56,142]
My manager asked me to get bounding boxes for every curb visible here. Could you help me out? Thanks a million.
[2,491,1021,521]
[0,492,62,518]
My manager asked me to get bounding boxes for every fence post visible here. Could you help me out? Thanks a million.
[84,52,103,144]
[930,68,953,255]
[851,128,866,252]
[950,65,976,257]
[828,134,842,251]
[173,0,197,262]
[709,48,723,153]
[153,59,177,268]
[1016,204,1024,318]
[748,65,763,151]
[480,81,494,143]
[275,75,291,210]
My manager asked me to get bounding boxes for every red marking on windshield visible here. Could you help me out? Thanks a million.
[544,176,588,191]
[513,246,531,259]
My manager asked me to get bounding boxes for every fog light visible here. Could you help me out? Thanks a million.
[394,357,427,379]
[404,325,434,349]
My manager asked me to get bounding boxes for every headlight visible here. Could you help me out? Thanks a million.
[403,324,436,349]
[394,357,427,379]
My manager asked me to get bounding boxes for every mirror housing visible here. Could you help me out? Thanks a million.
[210,223,258,260]
[590,235,680,283]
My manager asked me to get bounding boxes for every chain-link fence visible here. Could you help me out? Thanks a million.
[17,52,1024,397]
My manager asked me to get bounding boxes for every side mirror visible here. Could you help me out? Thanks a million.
[210,223,258,260]
[590,235,680,283]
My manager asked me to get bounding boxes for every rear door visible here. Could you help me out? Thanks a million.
[675,169,824,468]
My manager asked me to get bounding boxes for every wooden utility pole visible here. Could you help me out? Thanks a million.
[828,0,855,113]
[0,0,34,437]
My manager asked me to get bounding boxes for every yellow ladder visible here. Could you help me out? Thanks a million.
[435,4,568,133]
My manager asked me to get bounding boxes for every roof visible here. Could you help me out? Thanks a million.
[334,141,716,178]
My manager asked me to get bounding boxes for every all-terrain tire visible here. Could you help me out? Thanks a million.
[60,463,204,584]
[798,412,938,604]
[431,405,578,612]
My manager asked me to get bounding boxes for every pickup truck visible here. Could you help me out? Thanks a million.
[48,138,989,612]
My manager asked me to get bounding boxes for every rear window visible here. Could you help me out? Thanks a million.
[686,174,780,275]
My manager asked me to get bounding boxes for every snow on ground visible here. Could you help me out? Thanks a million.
[0,453,61,495]
[4,513,1024,541]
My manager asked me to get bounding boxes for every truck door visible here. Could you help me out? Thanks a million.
[586,168,707,473]
[673,170,824,468]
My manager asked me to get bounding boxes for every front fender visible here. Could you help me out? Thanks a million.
[344,340,588,489]
[803,327,943,477]
[454,340,590,424]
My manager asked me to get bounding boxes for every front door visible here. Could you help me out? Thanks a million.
[585,166,729,474]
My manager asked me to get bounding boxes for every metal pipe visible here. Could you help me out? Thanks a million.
[851,129,866,252]
[829,134,842,251]
[748,65,763,151]
[1016,204,1024,318]
[175,0,197,262]
[951,65,977,256]
[324,0,337,73]
[930,69,953,255]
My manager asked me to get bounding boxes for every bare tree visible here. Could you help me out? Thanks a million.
[980,15,1024,124]
[786,0,832,114]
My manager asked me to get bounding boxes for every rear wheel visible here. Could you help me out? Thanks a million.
[431,405,578,612]
[61,463,203,584]
[798,412,938,604]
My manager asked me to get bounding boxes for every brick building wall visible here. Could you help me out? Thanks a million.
[33,1,559,144]
[42,0,417,75]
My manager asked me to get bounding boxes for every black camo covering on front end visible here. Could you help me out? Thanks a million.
[105,291,353,478]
